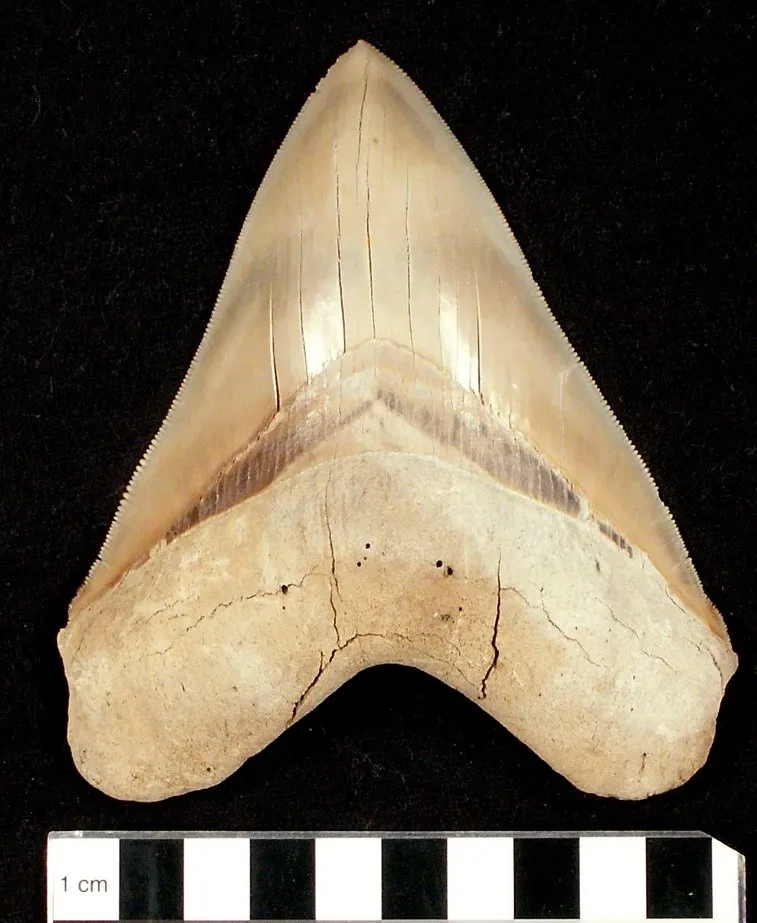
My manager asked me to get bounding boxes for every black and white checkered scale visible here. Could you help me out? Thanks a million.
[47,831,744,922]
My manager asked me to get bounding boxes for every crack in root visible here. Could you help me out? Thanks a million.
[480,552,502,699]
[500,584,605,671]
[323,445,343,648]
[288,629,416,724]
[479,579,607,699]
[683,636,725,692]
[664,587,725,687]
[599,599,675,673]
[290,651,326,722]
[288,626,477,725]
[324,495,341,647]
[537,590,603,669]
[148,567,322,659]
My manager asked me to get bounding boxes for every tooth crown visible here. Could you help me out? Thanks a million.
[60,41,736,802]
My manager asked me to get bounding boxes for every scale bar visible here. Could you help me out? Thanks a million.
[48,832,744,922]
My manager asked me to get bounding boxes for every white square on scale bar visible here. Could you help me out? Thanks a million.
[183,836,251,921]
[579,835,646,921]
[446,836,514,920]
[712,837,743,923]
[47,836,120,922]
[315,836,382,920]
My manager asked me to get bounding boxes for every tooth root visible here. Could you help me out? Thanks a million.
[61,41,736,802]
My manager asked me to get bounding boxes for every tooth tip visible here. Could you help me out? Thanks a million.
[326,40,381,81]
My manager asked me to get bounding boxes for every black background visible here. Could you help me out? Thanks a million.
[2,1,755,920]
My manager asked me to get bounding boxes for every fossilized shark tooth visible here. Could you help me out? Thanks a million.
[60,40,737,802]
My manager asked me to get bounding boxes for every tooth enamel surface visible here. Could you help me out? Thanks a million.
[59,41,737,802]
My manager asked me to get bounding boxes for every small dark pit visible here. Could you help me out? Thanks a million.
[446,565,454,576]
[280,584,289,594]
[436,560,443,568]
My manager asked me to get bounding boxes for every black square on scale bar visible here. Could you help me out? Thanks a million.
[382,837,447,919]
[249,837,315,920]
[646,836,712,918]
[119,838,183,921]
[513,836,580,919]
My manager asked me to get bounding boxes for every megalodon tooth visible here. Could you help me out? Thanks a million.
[59,40,737,802]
